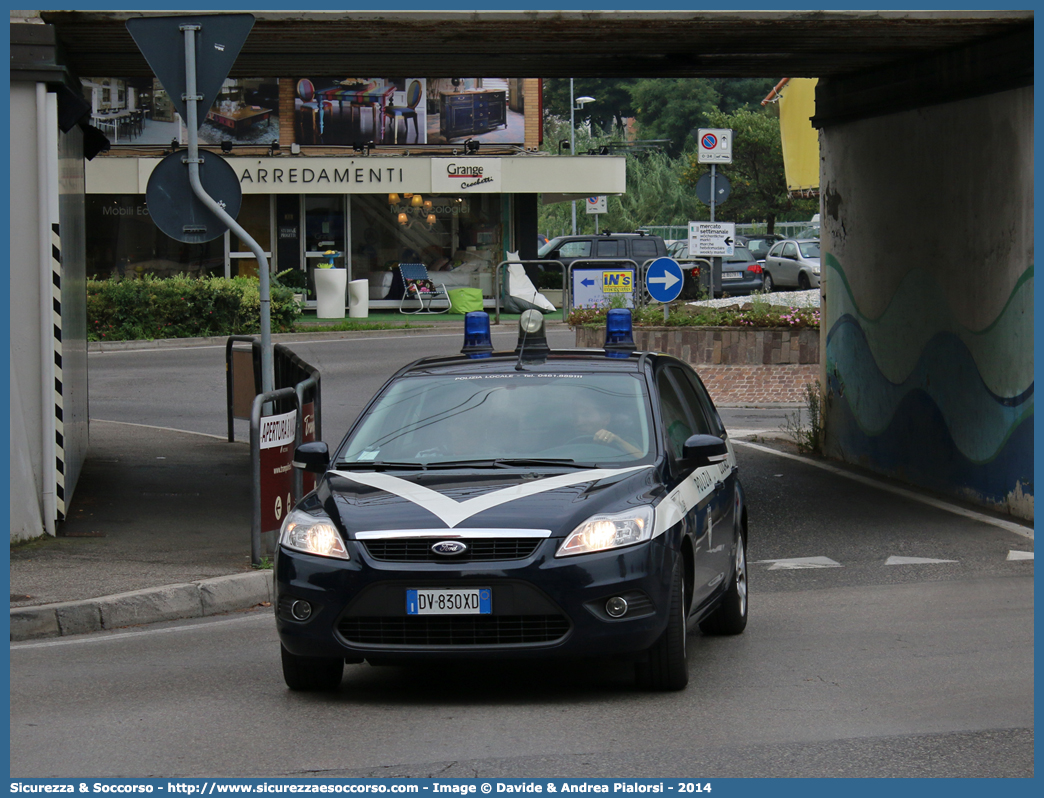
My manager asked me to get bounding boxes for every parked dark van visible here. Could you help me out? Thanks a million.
[537,232,668,272]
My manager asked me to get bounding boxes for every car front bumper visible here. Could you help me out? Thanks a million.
[275,537,678,662]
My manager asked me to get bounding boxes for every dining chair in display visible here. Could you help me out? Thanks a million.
[297,79,334,144]
[383,80,422,145]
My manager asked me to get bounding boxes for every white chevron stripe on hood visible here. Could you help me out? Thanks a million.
[330,466,651,528]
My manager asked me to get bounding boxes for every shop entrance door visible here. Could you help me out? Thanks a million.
[302,195,348,304]
[226,195,274,279]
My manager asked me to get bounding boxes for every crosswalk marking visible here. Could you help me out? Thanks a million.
[752,556,842,570]
[1007,550,1034,561]
[885,556,958,565]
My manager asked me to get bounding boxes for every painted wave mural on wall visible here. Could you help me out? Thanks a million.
[824,255,1033,519]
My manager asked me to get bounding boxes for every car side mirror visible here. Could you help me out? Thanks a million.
[292,441,330,473]
[681,434,728,468]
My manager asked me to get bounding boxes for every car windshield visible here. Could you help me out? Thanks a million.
[337,372,654,467]
[537,238,563,258]
[799,241,820,258]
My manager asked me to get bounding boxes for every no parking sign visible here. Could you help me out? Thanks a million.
[585,195,607,214]
[697,128,733,164]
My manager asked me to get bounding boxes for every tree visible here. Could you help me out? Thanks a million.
[680,108,816,233]
[537,145,706,239]
[542,78,639,134]
[707,78,779,115]
[629,78,720,157]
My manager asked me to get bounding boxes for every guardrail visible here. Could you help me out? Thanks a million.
[226,338,321,443]
[493,259,567,325]
[227,338,323,565]
[249,387,300,566]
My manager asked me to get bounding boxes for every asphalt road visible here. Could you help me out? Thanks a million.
[23,329,1028,778]
[10,440,1033,777]
[86,329,797,443]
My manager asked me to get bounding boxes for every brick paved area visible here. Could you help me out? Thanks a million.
[695,364,819,405]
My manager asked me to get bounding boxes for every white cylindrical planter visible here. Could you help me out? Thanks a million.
[314,268,347,319]
[348,279,369,318]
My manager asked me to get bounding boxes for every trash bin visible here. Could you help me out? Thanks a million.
[314,269,347,319]
[349,279,369,319]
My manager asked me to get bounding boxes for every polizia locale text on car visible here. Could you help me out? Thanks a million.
[276,309,748,691]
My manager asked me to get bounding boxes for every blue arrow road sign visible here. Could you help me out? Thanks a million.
[581,277,595,287]
[645,257,684,303]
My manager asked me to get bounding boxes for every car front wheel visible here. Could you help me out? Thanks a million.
[635,565,689,691]
[281,644,344,691]
[699,527,748,635]
[798,272,811,290]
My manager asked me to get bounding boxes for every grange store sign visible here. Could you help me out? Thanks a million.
[431,158,502,192]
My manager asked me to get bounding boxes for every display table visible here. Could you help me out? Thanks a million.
[205,107,273,135]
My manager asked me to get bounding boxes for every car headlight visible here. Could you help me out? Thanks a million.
[279,507,349,560]
[556,506,654,557]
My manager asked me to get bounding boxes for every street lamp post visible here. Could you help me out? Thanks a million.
[568,80,596,235]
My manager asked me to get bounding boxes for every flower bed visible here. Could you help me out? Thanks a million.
[570,300,820,366]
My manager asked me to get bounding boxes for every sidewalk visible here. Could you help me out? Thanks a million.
[9,421,268,640]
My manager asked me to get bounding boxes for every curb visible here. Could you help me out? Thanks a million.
[10,571,273,642]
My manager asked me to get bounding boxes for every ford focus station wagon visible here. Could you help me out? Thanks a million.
[276,310,749,691]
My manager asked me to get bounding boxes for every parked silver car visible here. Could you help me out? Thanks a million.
[763,239,821,292]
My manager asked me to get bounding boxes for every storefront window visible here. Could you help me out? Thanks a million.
[350,193,501,301]
[85,195,223,280]
[303,195,346,299]
[229,195,273,279]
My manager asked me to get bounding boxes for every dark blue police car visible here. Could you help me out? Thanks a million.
[277,309,748,691]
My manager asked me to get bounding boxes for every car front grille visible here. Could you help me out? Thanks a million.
[361,538,542,562]
[337,615,570,646]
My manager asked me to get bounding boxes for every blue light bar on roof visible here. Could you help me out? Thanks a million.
[604,308,636,358]
[461,312,494,358]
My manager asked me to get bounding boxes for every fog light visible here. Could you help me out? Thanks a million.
[290,600,312,621]
[605,596,628,618]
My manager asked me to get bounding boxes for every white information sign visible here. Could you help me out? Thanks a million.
[689,221,736,257]
[585,195,607,214]
[259,409,297,450]
[697,128,733,164]
[571,268,636,309]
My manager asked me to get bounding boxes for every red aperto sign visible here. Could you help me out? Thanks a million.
[260,409,297,535]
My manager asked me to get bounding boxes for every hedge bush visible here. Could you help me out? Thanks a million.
[567,297,820,330]
[87,275,301,342]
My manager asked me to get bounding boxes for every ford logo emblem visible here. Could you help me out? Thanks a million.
[431,540,467,556]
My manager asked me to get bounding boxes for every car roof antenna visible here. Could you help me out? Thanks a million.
[515,325,529,371]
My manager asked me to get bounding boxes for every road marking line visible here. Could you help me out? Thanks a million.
[1007,550,1034,561]
[10,611,271,650]
[732,439,1034,541]
[885,556,958,565]
[91,418,229,440]
[751,556,842,570]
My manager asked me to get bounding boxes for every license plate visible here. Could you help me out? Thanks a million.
[407,588,492,615]
[722,272,744,280]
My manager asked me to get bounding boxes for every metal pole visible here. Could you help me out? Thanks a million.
[570,78,576,235]
[182,25,273,399]
[710,164,719,298]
